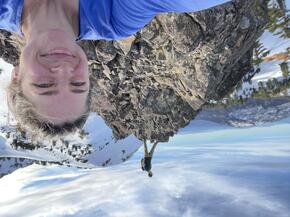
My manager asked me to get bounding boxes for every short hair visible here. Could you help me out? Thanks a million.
[6,81,91,139]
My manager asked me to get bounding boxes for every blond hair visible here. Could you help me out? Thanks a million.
[6,81,91,139]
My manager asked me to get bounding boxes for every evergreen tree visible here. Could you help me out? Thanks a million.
[267,0,289,39]
[280,62,289,78]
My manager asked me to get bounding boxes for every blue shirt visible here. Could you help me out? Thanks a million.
[0,0,230,41]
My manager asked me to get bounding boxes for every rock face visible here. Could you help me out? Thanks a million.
[0,0,269,142]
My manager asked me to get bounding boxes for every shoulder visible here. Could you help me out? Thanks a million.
[79,0,119,40]
[0,0,24,34]
[0,0,24,15]
[78,0,137,40]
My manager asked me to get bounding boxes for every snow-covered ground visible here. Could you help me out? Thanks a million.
[0,117,289,217]
[0,59,13,127]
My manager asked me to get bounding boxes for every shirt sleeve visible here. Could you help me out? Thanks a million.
[111,0,231,38]
[0,0,24,35]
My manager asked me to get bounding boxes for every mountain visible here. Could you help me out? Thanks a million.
[0,0,269,142]
[197,97,290,127]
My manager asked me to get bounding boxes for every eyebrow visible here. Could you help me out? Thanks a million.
[39,91,59,96]
[38,89,88,96]
[71,89,88,94]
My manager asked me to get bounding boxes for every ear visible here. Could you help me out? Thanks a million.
[11,66,20,83]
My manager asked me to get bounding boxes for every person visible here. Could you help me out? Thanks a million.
[141,140,159,177]
[0,0,231,137]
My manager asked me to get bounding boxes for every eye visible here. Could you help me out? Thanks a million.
[33,83,54,88]
[71,82,86,87]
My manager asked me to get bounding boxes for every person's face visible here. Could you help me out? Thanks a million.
[13,30,89,125]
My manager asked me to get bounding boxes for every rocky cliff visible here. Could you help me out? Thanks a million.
[0,0,269,142]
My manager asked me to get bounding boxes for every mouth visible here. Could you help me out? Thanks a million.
[40,48,76,58]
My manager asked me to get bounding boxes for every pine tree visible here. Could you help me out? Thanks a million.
[267,0,289,39]
[280,62,289,78]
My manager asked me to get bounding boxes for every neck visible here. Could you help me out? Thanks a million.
[21,0,79,42]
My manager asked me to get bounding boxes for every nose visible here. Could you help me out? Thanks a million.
[50,62,74,74]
